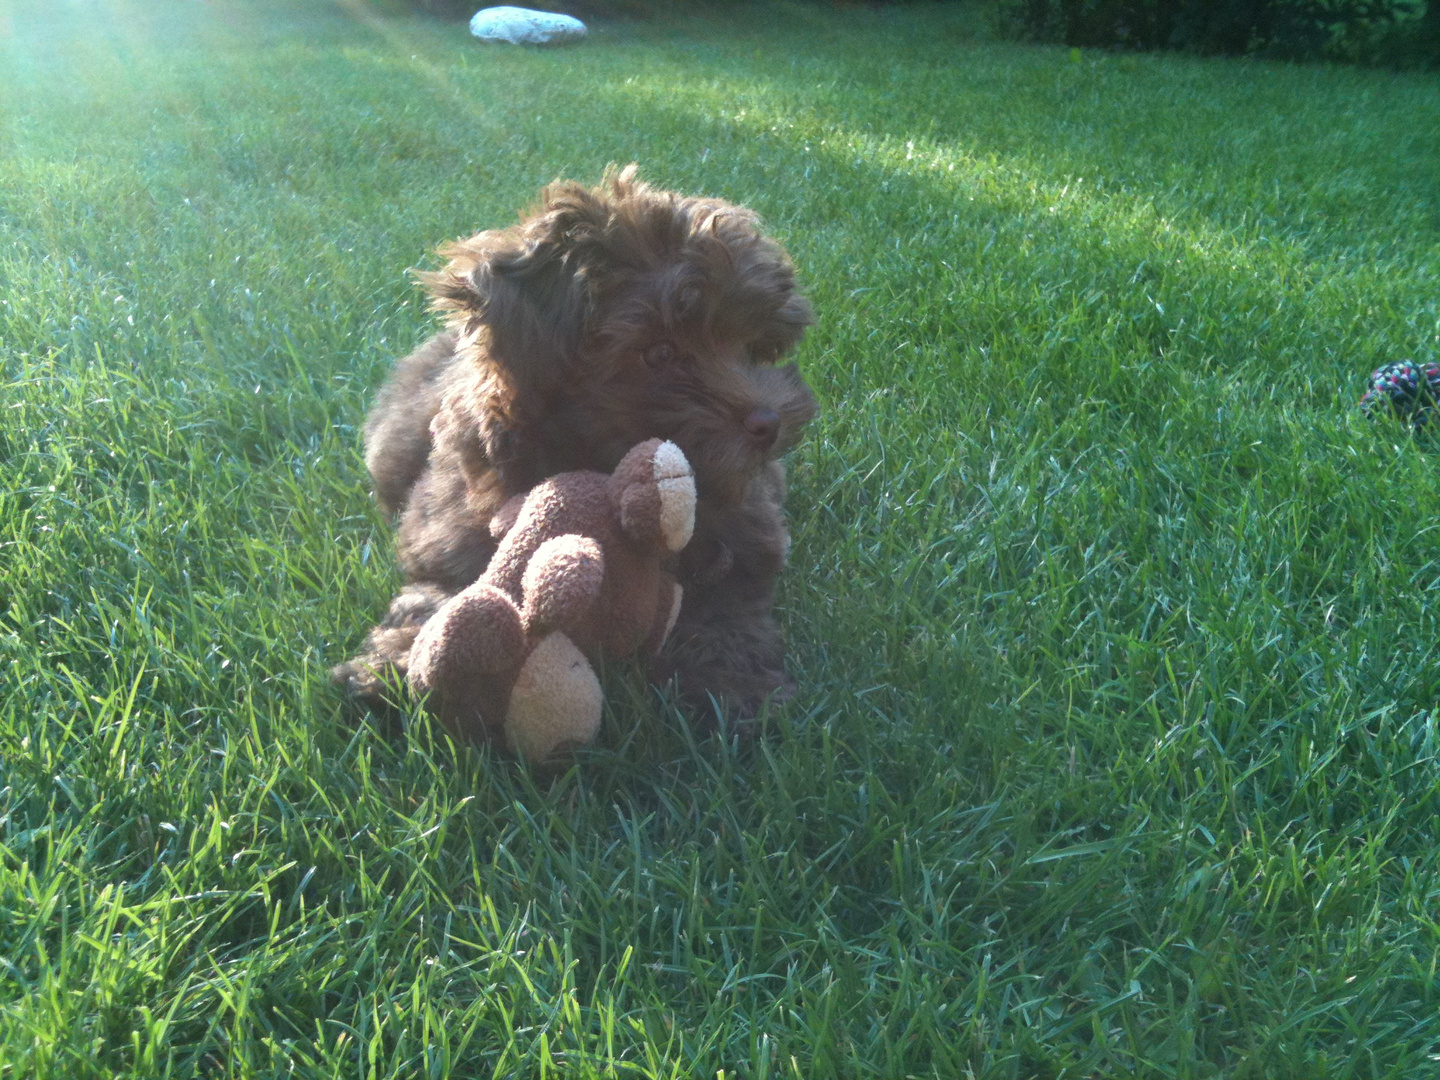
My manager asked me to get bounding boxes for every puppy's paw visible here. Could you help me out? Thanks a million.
[732,667,797,720]
[688,670,795,747]
[330,656,386,697]
[661,659,797,729]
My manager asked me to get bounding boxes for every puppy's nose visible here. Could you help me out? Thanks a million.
[743,408,780,451]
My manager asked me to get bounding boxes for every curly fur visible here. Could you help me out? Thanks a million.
[334,165,816,721]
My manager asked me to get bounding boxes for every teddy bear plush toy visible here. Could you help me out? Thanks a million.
[406,438,695,764]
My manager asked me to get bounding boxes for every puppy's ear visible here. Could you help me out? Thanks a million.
[754,292,815,362]
[420,181,614,381]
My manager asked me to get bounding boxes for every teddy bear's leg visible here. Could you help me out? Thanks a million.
[408,583,527,744]
[520,535,605,636]
[505,632,603,764]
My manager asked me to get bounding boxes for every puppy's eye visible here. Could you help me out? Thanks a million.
[644,343,677,368]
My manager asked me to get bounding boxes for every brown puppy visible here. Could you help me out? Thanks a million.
[334,165,816,723]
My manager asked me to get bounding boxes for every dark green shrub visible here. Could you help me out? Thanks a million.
[402,0,1437,66]
[1003,0,1437,66]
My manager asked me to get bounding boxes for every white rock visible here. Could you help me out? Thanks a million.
[469,6,587,46]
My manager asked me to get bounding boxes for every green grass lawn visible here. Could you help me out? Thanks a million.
[3,0,1440,1075]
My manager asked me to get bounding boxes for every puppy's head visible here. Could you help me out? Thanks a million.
[422,165,816,503]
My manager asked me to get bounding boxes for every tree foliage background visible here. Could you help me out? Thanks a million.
[1004,0,1439,66]
[413,0,1439,68]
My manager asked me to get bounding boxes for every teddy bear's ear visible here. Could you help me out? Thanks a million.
[421,181,616,384]
[613,440,695,553]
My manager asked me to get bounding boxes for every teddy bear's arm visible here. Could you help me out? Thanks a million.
[520,535,605,637]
